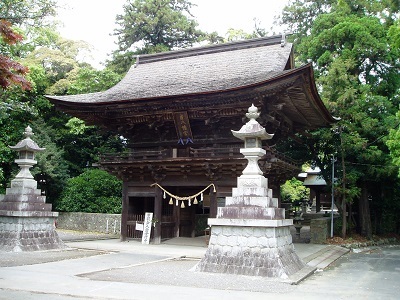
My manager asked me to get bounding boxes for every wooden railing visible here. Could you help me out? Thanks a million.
[127,214,145,239]
[102,150,168,162]
[126,214,175,239]
[100,146,301,167]
[189,147,241,158]
[101,147,242,162]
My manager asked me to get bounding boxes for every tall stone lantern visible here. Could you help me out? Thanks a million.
[0,126,65,252]
[196,105,307,279]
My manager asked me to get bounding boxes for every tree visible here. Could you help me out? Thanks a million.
[0,0,58,61]
[56,169,122,214]
[0,0,57,190]
[108,0,206,73]
[279,0,400,238]
[67,67,122,95]
[281,177,310,204]
[0,20,31,90]
[0,0,56,27]
[30,118,70,204]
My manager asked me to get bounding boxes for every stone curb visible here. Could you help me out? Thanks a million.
[340,237,399,249]
[286,245,350,285]
[286,265,316,285]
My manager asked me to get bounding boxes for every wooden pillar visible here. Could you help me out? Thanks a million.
[174,199,180,237]
[120,181,129,242]
[190,204,196,238]
[153,185,162,244]
[209,185,217,218]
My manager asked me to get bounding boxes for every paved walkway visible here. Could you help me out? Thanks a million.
[0,228,350,299]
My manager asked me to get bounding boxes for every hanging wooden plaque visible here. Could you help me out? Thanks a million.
[173,111,193,144]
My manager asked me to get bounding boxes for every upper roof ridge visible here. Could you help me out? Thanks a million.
[136,34,285,66]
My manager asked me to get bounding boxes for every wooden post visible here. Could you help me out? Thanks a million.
[174,199,180,237]
[120,181,129,241]
[153,185,162,244]
[210,185,217,218]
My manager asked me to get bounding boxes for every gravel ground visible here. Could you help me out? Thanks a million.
[0,227,310,269]
[0,229,116,267]
[80,257,296,294]
[56,229,119,242]
[0,248,108,267]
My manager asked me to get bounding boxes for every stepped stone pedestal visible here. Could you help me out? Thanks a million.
[0,126,65,252]
[196,105,305,278]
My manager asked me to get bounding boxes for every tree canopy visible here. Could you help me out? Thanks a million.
[0,0,125,209]
[0,20,31,90]
[108,0,206,73]
[279,0,400,237]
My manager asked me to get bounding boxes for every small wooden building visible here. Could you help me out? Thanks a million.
[47,35,336,242]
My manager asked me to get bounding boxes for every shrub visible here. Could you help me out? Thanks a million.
[56,169,122,214]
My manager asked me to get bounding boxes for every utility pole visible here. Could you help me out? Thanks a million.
[340,126,347,239]
[331,155,335,238]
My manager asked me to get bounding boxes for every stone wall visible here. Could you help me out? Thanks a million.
[310,217,330,244]
[56,212,121,234]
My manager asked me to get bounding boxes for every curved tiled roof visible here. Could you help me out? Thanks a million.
[47,35,293,103]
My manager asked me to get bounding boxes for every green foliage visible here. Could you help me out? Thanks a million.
[0,0,57,27]
[386,111,400,177]
[279,0,400,236]
[388,20,400,49]
[61,126,126,177]
[29,119,70,204]
[56,169,122,214]
[67,67,122,95]
[281,178,310,203]
[108,0,206,73]
[114,0,203,52]
[224,23,268,42]
[0,94,36,192]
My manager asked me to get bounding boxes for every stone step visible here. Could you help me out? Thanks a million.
[0,202,52,211]
[303,245,350,269]
[0,193,45,202]
[217,206,285,220]
[225,195,278,208]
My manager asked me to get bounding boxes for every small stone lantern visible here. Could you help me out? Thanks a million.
[9,126,45,180]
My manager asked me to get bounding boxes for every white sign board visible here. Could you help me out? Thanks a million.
[135,222,144,231]
[141,212,153,245]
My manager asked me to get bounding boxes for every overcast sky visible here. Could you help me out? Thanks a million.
[56,0,288,68]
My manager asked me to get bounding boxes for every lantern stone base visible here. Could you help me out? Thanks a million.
[195,220,305,278]
[0,212,66,252]
[0,177,65,252]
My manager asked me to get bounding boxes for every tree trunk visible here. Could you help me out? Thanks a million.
[359,182,372,239]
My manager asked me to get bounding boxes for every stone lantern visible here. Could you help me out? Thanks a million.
[0,126,65,252]
[231,104,273,177]
[9,125,45,181]
[302,167,327,213]
[196,105,308,279]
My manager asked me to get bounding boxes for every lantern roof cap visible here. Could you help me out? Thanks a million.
[232,104,274,141]
[9,126,45,152]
